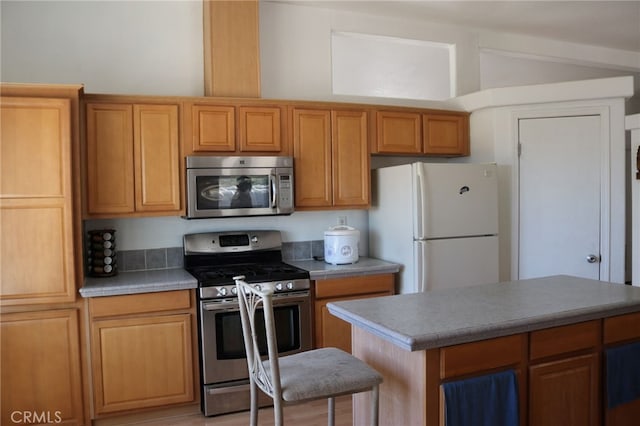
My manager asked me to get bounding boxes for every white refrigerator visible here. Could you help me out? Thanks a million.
[369,162,499,294]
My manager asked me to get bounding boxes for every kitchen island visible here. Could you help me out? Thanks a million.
[328,275,640,426]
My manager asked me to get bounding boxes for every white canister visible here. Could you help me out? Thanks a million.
[324,225,360,265]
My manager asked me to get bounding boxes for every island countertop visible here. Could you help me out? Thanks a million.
[327,275,640,351]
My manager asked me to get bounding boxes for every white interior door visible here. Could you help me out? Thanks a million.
[518,115,601,280]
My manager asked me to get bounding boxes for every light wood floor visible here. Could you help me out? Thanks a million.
[135,396,352,426]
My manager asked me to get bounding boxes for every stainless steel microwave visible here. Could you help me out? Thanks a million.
[185,156,294,219]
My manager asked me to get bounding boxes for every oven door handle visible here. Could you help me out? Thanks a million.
[202,301,239,312]
[201,291,310,312]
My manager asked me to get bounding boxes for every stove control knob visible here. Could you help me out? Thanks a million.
[218,287,228,296]
[231,287,238,295]
[251,235,259,243]
[254,284,261,292]
[286,282,294,290]
[275,282,283,291]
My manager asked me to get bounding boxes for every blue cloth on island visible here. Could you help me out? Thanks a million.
[606,341,640,408]
[442,369,519,426]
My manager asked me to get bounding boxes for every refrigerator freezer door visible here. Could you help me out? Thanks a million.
[415,236,499,292]
[414,162,498,239]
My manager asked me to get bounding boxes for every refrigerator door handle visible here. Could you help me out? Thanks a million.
[415,241,427,292]
[415,162,427,238]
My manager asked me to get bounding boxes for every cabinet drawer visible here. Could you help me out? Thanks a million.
[314,274,394,299]
[604,312,640,345]
[530,320,600,361]
[89,290,192,318]
[440,334,525,380]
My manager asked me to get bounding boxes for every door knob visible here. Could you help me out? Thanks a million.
[586,254,600,264]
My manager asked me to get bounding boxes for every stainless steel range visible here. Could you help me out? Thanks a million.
[183,230,312,416]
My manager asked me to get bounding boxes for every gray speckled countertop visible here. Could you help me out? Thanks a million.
[79,268,197,297]
[327,275,640,352]
[79,257,398,297]
[286,257,400,280]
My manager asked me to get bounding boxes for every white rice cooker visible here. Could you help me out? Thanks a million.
[324,225,360,265]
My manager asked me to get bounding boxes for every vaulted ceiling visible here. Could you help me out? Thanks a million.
[268,1,640,52]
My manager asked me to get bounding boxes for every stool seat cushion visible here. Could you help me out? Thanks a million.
[265,347,383,402]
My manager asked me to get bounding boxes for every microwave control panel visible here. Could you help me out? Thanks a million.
[278,175,293,208]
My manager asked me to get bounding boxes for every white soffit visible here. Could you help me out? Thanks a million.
[452,76,635,111]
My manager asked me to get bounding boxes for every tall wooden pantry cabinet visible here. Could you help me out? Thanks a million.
[1,84,86,425]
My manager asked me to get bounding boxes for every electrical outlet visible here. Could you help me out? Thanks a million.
[337,216,347,226]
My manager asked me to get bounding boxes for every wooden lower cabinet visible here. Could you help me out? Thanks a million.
[88,290,197,416]
[439,334,528,426]
[603,312,640,426]
[314,274,394,352]
[529,321,600,426]
[529,354,599,426]
[1,309,84,425]
[352,318,614,425]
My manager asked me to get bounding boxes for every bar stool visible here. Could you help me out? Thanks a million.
[234,276,382,426]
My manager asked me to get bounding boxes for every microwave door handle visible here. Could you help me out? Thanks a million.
[269,174,277,208]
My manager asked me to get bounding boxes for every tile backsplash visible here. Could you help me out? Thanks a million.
[108,241,323,273]
[282,240,325,261]
[112,247,183,272]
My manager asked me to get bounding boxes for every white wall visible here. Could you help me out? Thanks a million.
[1,0,637,253]
[87,211,368,250]
[479,51,640,113]
[0,0,204,95]
[259,1,480,106]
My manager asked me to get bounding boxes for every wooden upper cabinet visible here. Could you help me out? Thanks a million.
[1,97,70,198]
[332,110,369,207]
[423,113,469,156]
[292,107,369,209]
[187,102,287,155]
[292,108,332,208]
[239,105,282,152]
[191,104,235,152]
[375,110,422,154]
[85,101,181,216]
[134,104,181,212]
[86,103,135,214]
[374,109,470,156]
[1,96,77,304]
